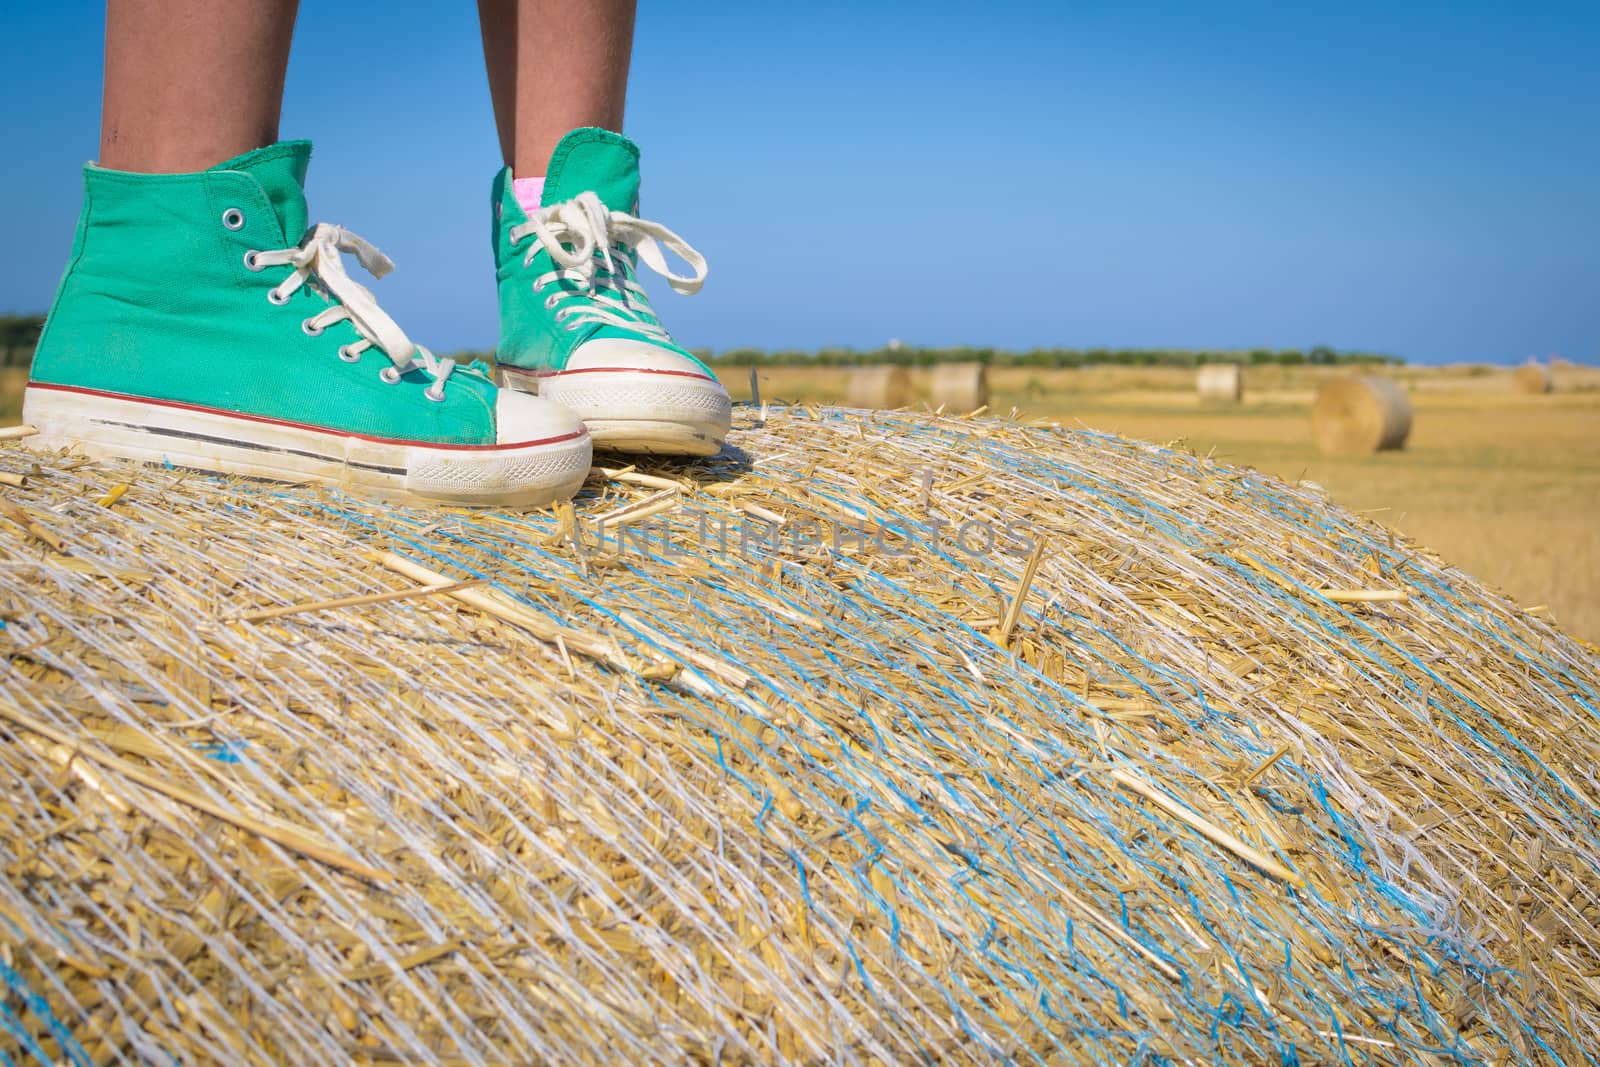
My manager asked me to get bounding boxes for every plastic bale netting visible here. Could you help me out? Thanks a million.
[0,402,1596,1065]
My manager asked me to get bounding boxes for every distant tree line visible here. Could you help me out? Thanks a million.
[1,314,45,368]
[697,345,1401,368]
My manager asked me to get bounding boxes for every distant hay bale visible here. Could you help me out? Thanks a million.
[928,362,989,411]
[1195,363,1244,403]
[0,367,27,414]
[1,405,1597,1064]
[1513,362,1552,394]
[845,364,911,409]
[1311,375,1413,455]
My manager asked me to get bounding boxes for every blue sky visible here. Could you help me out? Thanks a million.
[3,2,1596,363]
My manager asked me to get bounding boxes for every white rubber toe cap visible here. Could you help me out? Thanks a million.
[497,339,730,457]
[495,387,586,445]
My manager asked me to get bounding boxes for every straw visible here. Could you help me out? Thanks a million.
[0,402,1595,1066]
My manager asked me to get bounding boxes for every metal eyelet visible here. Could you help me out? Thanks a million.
[301,318,324,337]
[243,250,263,271]
[379,366,401,384]
[543,294,560,310]
[338,344,361,363]
[266,288,289,306]
[222,208,245,230]
[532,280,547,293]
[424,383,446,402]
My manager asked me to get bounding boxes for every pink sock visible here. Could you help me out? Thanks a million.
[511,176,545,215]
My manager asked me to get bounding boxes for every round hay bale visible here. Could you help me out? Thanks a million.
[1512,362,1552,394]
[1195,363,1244,403]
[845,364,911,409]
[1310,375,1413,454]
[0,367,27,416]
[928,362,989,412]
[1,407,1596,1064]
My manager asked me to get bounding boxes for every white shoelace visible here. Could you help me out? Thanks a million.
[252,223,456,400]
[508,192,707,339]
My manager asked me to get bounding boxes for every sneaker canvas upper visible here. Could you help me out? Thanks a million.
[491,127,716,380]
[33,142,508,445]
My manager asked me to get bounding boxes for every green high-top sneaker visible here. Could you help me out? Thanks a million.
[26,141,592,507]
[492,128,732,457]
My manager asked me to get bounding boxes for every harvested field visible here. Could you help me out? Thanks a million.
[1,402,1597,1064]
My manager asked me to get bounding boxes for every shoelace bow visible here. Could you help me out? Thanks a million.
[508,192,707,340]
[253,223,457,400]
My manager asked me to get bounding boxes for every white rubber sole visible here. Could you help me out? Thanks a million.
[22,383,593,507]
[499,365,731,457]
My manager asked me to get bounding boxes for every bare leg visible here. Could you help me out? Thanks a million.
[100,0,300,173]
[478,0,637,175]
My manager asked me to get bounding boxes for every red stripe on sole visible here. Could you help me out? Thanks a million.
[518,366,719,383]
